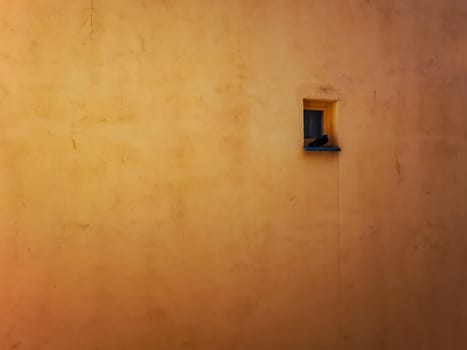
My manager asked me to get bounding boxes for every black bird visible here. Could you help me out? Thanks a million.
[308,134,329,147]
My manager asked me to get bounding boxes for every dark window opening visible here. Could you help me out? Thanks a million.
[304,109,324,139]
[302,99,340,152]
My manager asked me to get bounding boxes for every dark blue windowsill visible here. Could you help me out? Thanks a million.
[304,146,341,152]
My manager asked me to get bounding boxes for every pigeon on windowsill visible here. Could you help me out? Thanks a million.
[307,134,329,147]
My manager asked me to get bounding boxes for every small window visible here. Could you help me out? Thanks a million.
[303,99,340,152]
[304,110,324,139]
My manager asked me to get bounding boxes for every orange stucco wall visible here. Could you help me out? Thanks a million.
[1,1,466,349]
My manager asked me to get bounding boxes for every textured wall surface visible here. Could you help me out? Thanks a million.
[1,0,466,349]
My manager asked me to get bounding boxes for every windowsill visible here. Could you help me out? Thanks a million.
[304,146,341,152]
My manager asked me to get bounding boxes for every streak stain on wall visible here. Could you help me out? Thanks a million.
[1,0,467,349]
